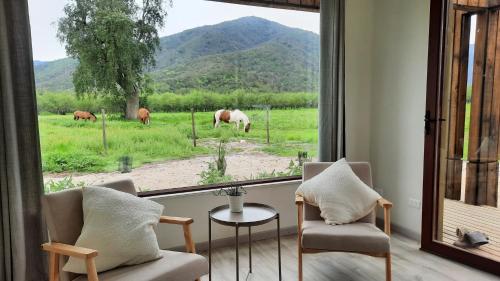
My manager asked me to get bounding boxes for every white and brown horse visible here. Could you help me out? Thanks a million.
[73,111,96,122]
[213,109,251,132]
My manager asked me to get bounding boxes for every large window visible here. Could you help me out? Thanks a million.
[30,0,319,194]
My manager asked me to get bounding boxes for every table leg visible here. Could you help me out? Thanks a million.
[236,224,239,281]
[248,226,252,273]
[277,215,282,280]
[209,212,212,281]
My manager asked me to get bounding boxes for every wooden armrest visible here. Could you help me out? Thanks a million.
[42,242,98,259]
[377,198,392,236]
[295,195,304,205]
[378,198,393,209]
[159,216,196,254]
[160,215,194,225]
[43,242,99,281]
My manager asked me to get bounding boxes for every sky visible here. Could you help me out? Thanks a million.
[28,0,319,61]
[470,15,476,44]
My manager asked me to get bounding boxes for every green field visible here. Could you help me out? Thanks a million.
[39,108,318,173]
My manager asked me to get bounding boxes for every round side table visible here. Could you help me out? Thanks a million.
[208,203,282,281]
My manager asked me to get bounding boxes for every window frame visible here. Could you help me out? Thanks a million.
[132,0,319,197]
[33,0,318,197]
[138,175,302,197]
[206,0,319,12]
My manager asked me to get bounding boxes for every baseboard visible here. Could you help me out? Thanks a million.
[169,226,297,252]
[169,221,421,252]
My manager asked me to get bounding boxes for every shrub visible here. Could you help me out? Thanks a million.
[44,176,86,193]
[75,96,104,113]
[199,141,232,185]
[198,162,233,185]
[147,90,318,112]
[247,155,307,180]
[37,90,318,115]
[37,92,77,114]
[42,152,105,173]
[215,141,227,175]
[37,92,108,114]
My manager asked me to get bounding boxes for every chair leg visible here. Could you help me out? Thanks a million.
[85,257,98,281]
[298,246,303,281]
[385,253,392,281]
[48,252,60,281]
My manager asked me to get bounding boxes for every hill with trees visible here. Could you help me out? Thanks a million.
[34,17,320,94]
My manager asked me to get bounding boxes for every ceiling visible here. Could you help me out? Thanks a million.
[206,0,320,12]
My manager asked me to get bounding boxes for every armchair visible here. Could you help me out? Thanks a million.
[296,162,392,281]
[41,179,208,281]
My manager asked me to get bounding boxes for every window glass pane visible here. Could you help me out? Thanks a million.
[30,0,319,193]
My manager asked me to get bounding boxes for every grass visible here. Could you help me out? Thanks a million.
[39,108,318,173]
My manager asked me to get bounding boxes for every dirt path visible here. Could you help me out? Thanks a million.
[44,140,296,191]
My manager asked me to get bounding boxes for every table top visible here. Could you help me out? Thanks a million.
[209,203,278,227]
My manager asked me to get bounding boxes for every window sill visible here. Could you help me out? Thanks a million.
[138,176,302,198]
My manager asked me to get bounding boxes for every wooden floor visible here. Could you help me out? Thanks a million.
[443,199,500,262]
[199,234,499,281]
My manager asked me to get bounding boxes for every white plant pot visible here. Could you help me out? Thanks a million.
[228,195,244,213]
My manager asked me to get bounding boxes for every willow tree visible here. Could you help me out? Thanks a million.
[57,0,169,119]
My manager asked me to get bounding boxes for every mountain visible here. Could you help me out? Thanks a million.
[34,58,78,91]
[33,60,48,68]
[34,17,320,93]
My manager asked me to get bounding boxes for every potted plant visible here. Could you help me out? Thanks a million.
[214,185,247,213]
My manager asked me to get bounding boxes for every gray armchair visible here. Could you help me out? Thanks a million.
[41,179,208,281]
[296,162,392,281]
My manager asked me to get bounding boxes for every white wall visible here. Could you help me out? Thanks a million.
[153,181,299,249]
[345,0,375,162]
[370,0,430,238]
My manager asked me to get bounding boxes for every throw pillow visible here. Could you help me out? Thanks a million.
[63,186,164,274]
[296,159,381,225]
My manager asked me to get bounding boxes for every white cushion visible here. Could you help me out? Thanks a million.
[296,159,381,225]
[63,186,164,274]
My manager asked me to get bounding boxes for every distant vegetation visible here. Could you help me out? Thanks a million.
[36,91,318,114]
[147,91,317,112]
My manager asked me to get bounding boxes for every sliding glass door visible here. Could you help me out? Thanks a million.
[423,0,500,275]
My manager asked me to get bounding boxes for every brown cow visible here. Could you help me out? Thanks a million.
[137,108,150,125]
[73,111,96,122]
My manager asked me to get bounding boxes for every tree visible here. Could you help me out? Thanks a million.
[57,0,170,119]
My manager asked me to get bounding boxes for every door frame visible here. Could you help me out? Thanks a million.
[421,0,500,276]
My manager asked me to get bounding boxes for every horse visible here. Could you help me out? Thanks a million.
[213,109,251,133]
[73,111,96,122]
[138,108,150,125]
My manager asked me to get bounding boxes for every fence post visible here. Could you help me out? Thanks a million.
[191,108,197,147]
[266,105,270,144]
[101,109,108,154]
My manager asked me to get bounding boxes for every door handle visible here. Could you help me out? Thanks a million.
[425,110,446,135]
